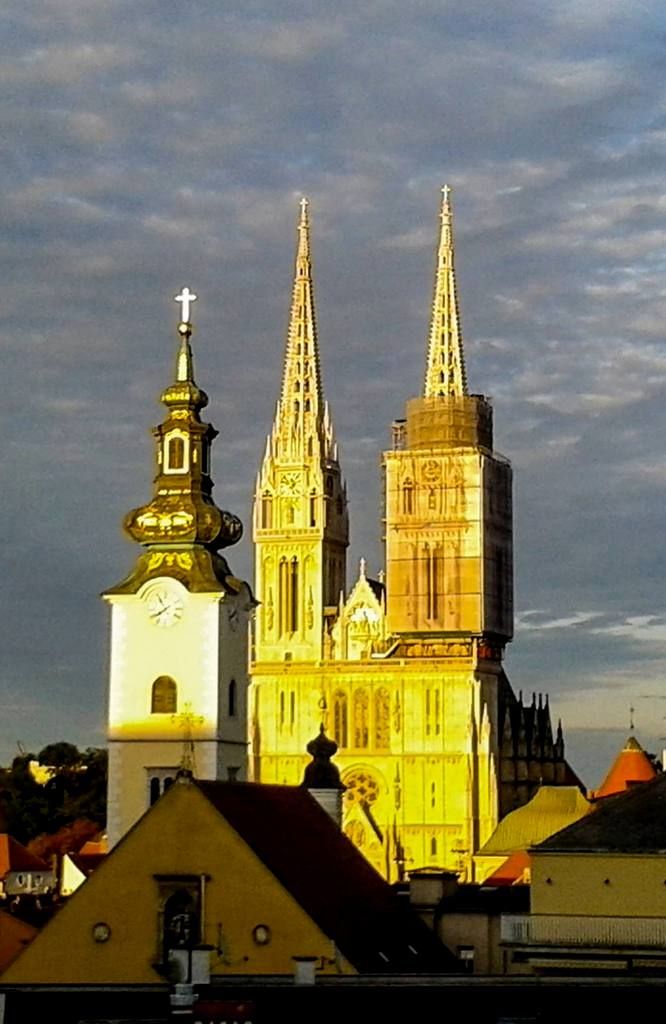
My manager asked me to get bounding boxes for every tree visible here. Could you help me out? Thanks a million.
[0,744,107,844]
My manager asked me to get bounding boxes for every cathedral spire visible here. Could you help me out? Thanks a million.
[278,197,324,430]
[424,185,468,398]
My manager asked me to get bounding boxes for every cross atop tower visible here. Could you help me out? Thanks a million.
[175,287,197,325]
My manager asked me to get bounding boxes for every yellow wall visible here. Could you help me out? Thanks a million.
[532,852,666,917]
[3,780,355,984]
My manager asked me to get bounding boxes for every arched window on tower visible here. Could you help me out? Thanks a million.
[149,777,161,805]
[309,491,317,527]
[167,436,185,471]
[353,689,369,748]
[333,690,348,748]
[228,678,237,718]
[402,479,415,515]
[261,492,273,529]
[151,676,177,714]
[289,557,299,633]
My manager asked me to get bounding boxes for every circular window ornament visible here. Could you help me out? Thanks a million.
[252,924,272,946]
[92,922,111,944]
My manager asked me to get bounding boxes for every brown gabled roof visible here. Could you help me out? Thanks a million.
[0,836,50,876]
[536,771,666,853]
[195,780,456,974]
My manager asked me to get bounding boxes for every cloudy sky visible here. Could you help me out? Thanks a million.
[3,0,666,786]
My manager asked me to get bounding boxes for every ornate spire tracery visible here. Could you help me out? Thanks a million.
[270,198,336,462]
[424,185,468,399]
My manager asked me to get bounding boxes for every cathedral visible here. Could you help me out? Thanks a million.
[104,191,573,877]
[249,189,573,881]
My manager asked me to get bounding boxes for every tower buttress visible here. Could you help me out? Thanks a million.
[253,199,348,663]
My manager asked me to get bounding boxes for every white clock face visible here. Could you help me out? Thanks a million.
[145,587,184,627]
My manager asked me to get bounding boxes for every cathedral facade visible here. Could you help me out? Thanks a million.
[250,191,570,881]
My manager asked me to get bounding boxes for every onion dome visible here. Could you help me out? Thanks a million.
[302,724,345,791]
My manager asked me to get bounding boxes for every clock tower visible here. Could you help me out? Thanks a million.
[104,291,254,847]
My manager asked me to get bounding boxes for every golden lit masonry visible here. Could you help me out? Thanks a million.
[250,191,572,882]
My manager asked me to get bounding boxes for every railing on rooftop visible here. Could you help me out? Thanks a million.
[502,914,666,949]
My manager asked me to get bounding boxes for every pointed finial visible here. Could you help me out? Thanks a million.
[359,556,367,579]
[629,705,635,732]
[299,196,309,226]
[424,185,468,399]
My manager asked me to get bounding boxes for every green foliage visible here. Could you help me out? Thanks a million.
[0,744,107,844]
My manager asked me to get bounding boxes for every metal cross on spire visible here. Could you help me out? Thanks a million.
[175,287,197,324]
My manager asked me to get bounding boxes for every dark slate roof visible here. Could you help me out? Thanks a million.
[367,577,385,602]
[195,780,457,974]
[535,771,666,852]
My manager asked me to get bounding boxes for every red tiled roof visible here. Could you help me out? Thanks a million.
[195,780,456,974]
[484,851,531,886]
[594,735,658,799]
[0,836,50,876]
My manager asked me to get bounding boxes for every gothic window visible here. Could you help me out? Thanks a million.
[374,688,390,750]
[228,678,237,718]
[304,399,311,412]
[307,437,313,457]
[425,689,431,736]
[294,380,301,392]
[402,479,415,514]
[290,691,296,726]
[278,558,299,635]
[309,492,317,527]
[304,378,310,393]
[431,782,436,808]
[151,676,177,714]
[434,689,441,735]
[279,690,285,728]
[167,436,185,471]
[261,492,272,529]
[343,769,379,807]
[353,689,369,748]
[290,558,299,632]
[426,544,440,621]
[430,835,438,857]
[333,690,348,748]
[294,400,300,417]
